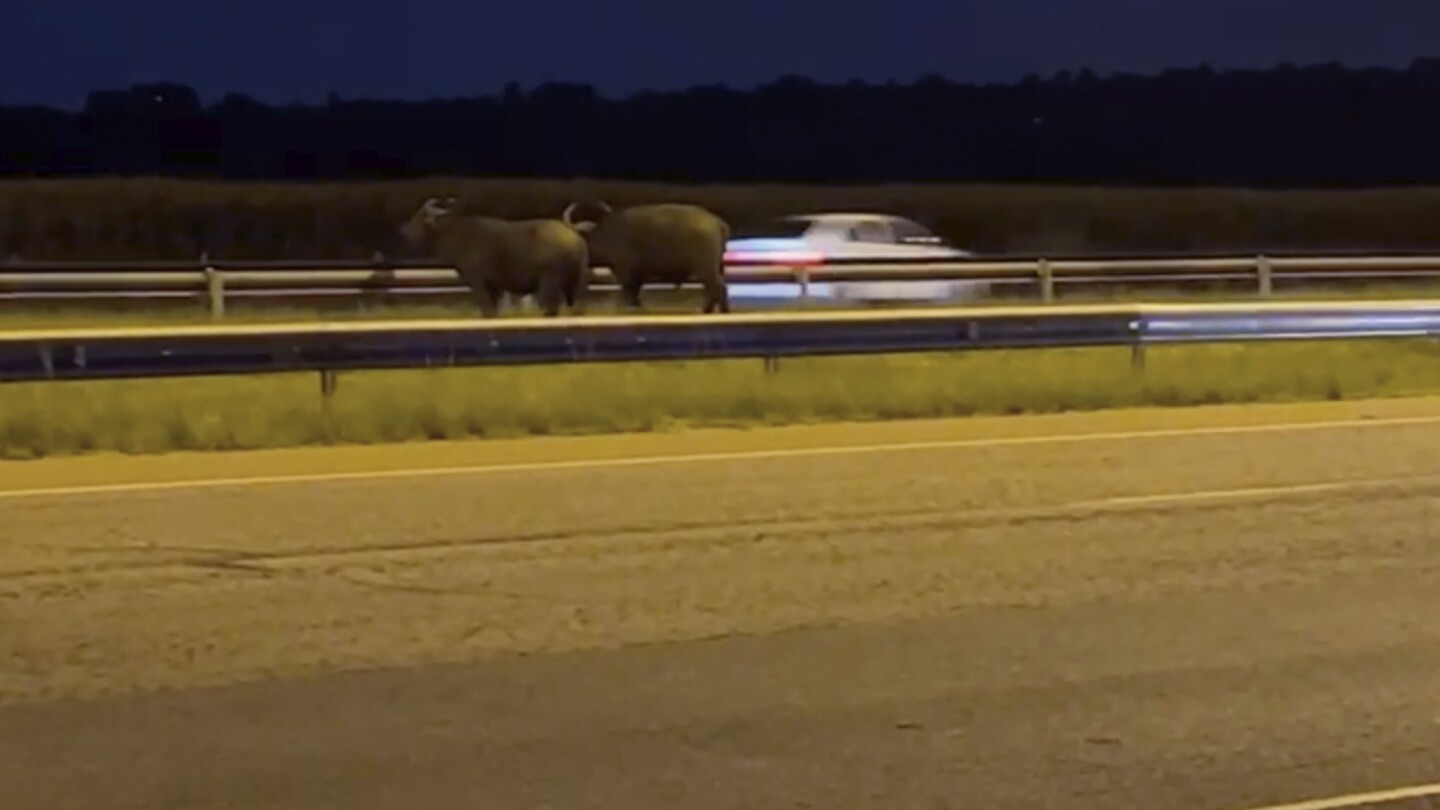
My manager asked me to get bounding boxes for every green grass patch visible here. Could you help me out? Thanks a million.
[3,340,1440,459]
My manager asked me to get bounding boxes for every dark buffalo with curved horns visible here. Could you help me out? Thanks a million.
[402,196,589,318]
[562,201,731,313]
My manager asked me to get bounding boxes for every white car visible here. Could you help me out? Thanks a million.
[723,213,986,304]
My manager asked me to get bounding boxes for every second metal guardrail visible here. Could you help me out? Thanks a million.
[3,300,1438,388]
[6,253,1440,316]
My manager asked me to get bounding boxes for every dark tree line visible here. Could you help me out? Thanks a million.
[5,59,1440,186]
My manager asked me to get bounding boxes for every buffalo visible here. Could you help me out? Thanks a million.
[401,196,589,318]
[562,201,731,313]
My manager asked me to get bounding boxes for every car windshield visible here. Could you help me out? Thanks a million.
[731,218,813,239]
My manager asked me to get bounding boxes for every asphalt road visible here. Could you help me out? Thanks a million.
[3,399,1440,810]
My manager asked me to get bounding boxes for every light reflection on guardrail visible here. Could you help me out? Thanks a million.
[2,300,1439,390]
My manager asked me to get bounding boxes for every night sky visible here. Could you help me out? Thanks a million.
[3,0,1435,108]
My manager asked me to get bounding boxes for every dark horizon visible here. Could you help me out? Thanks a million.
[7,58,1440,188]
[4,0,1435,109]
[6,54,1440,113]
[2,55,1440,111]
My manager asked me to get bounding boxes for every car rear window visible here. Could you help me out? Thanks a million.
[850,220,893,243]
[732,218,813,239]
[890,219,932,241]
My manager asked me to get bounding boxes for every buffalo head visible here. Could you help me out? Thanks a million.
[401,195,461,247]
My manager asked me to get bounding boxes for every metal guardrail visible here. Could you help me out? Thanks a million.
[3,300,1439,388]
[5,253,1440,315]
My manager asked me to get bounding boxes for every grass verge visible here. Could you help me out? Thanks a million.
[3,340,1440,459]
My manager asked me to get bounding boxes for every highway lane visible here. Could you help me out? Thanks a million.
[3,534,1440,810]
[2,399,1440,809]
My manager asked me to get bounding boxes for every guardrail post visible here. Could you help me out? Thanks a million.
[1256,255,1273,298]
[203,261,226,320]
[1038,258,1055,303]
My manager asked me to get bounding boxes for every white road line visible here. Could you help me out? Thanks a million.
[263,474,1440,566]
[2,412,1439,502]
[978,474,1440,520]
[1082,475,1399,507]
[4,471,1424,579]
[1230,781,1440,810]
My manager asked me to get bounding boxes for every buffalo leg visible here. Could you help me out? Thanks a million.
[702,280,730,314]
[467,285,499,318]
[621,279,644,311]
[715,261,732,312]
[563,276,587,315]
[457,266,500,318]
[537,277,563,317]
[482,284,505,318]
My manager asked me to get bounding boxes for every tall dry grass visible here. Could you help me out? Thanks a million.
[6,178,1440,260]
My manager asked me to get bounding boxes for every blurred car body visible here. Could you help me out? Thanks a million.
[723,213,986,304]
